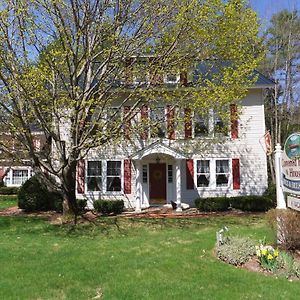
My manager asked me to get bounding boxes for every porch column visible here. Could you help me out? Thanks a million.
[135,160,142,212]
[175,159,182,212]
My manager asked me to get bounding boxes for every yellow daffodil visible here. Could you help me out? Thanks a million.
[274,250,279,257]
[261,249,267,256]
[267,254,273,260]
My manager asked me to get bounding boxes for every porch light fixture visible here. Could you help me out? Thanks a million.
[156,156,161,164]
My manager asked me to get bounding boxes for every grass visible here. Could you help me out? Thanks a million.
[0,195,17,209]
[0,215,299,300]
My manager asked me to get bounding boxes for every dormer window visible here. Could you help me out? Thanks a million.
[165,73,179,84]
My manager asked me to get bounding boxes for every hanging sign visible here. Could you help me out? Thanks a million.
[282,133,300,194]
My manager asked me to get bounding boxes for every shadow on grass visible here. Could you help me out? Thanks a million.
[0,213,267,240]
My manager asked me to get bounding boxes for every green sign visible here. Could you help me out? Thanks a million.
[282,133,300,194]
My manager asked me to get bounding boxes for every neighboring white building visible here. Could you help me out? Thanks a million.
[75,70,274,211]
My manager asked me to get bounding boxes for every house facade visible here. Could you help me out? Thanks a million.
[75,72,274,211]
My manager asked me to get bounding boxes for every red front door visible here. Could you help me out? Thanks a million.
[149,163,166,204]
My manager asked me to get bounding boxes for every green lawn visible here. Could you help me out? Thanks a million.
[0,195,17,209]
[0,215,299,300]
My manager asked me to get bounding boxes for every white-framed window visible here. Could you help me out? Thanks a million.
[106,160,122,192]
[164,73,180,84]
[150,107,166,138]
[142,165,148,183]
[216,159,230,187]
[87,161,102,191]
[196,160,210,187]
[12,170,29,185]
[168,165,173,183]
[194,114,209,137]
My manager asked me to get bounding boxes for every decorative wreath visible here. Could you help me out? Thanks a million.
[153,170,163,181]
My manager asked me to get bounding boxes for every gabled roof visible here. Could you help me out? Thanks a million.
[131,141,186,160]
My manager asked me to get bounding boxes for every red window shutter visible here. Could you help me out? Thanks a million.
[167,105,175,140]
[184,108,192,139]
[76,159,85,194]
[180,70,188,86]
[186,159,194,190]
[230,104,238,139]
[124,106,131,138]
[124,159,132,194]
[232,158,240,190]
[140,105,148,140]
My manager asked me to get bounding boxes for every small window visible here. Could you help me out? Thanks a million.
[151,107,166,138]
[165,73,178,84]
[142,165,148,183]
[107,161,121,192]
[196,160,210,187]
[194,114,209,137]
[12,170,28,185]
[168,165,173,183]
[216,160,230,187]
[214,113,227,135]
[87,161,102,191]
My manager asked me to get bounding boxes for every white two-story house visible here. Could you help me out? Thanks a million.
[75,65,274,212]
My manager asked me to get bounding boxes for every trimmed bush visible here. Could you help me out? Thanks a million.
[216,236,256,265]
[229,196,273,212]
[0,186,19,195]
[94,199,124,215]
[18,175,63,212]
[194,197,229,212]
[195,195,273,212]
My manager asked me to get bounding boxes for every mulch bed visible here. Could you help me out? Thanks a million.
[0,205,264,222]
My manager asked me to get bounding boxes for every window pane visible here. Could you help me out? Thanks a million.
[12,170,28,185]
[107,161,121,176]
[216,174,229,186]
[197,160,210,173]
[168,165,173,183]
[107,176,121,191]
[216,160,229,173]
[87,161,102,176]
[197,174,209,187]
[151,107,165,138]
[194,115,209,136]
[87,177,102,191]
[142,165,148,183]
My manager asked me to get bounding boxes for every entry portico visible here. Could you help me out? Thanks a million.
[131,142,186,212]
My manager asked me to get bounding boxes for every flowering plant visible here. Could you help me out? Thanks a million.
[256,243,279,271]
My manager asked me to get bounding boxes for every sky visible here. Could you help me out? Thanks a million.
[249,0,300,29]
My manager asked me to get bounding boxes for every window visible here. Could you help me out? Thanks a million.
[151,107,166,138]
[168,165,173,183]
[216,160,230,187]
[87,161,102,191]
[165,73,179,84]
[12,170,28,185]
[194,114,209,137]
[107,161,121,191]
[214,112,228,136]
[142,165,148,183]
[196,160,210,187]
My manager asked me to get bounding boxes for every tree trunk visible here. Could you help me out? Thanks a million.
[61,160,78,224]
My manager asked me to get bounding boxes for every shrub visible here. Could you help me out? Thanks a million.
[229,196,273,212]
[194,197,229,212]
[266,209,300,250]
[77,199,87,214]
[195,195,273,212]
[0,186,19,195]
[18,175,63,212]
[216,236,256,265]
[94,199,124,215]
